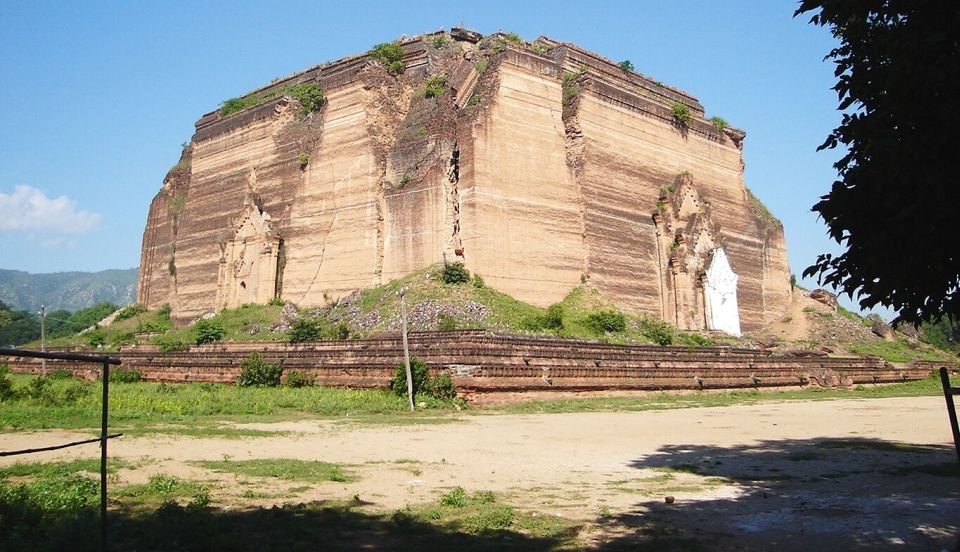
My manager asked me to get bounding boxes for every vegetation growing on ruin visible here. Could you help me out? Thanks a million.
[618,60,635,72]
[429,34,448,49]
[368,41,406,75]
[422,75,448,99]
[710,116,728,131]
[220,82,326,118]
[562,65,587,106]
[671,102,692,126]
[745,187,784,231]
[502,32,524,45]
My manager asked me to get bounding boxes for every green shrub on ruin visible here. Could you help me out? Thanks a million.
[369,42,406,75]
[584,310,627,334]
[710,116,728,131]
[289,318,322,343]
[441,262,470,285]
[502,32,524,44]
[115,304,147,321]
[237,352,282,388]
[152,333,188,353]
[423,75,448,99]
[639,316,674,345]
[671,102,692,126]
[390,357,430,397]
[618,59,635,72]
[389,357,456,399]
[288,82,326,116]
[543,304,565,330]
[194,319,225,345]
[431,34,448,49]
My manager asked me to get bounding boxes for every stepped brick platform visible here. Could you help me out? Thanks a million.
[2,330,947,394]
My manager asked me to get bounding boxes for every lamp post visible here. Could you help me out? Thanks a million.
[397,287,414,412]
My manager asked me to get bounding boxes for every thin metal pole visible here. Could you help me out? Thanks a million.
[940,367,960,469]
[400,291,414,412]
[100,360,110,551]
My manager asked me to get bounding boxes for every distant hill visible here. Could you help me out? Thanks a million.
[0,268,138,312]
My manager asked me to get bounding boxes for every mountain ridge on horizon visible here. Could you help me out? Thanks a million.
[0,267,138,312]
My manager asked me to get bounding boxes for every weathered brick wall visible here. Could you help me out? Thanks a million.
[3,331,943,394]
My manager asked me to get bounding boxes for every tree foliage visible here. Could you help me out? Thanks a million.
[797,0,960,325]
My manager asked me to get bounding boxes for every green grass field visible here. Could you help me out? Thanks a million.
[1,370,955,433]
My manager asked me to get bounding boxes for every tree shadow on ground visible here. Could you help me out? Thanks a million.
[592,437,960,551]
[3,499,580,552]
[3,437,959,551]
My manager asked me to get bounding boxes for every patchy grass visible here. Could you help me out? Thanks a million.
[485,371,958,415]
[847,338,950,363]
[0,374,458,431]
[194,459,354,483]
[0,457,136,479]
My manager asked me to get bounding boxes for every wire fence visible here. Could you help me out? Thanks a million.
[0,347,121,552]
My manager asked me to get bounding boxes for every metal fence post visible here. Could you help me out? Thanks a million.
[101,360,110,551]
[940,367,960,469]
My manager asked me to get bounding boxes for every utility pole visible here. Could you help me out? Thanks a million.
[39,305,46,377]
[398,288,414,412]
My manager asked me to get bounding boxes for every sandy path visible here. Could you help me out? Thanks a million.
[2,396,958,549]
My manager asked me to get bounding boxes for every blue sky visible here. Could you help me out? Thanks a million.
[0,1,877,313]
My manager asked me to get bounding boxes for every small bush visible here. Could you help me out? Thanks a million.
[542,304,564,330]
[584,310,627,334]
[298,153,310,170]
[618,59,635,72]
[157,303,172,320]
[671,102,692,126]
[390,357,430,397]
[441,262,470,285]
[423,75,448,98]
[153,334,189,353]
[109,369,142,383]
[135,320,166,334]
[237,352,282,387]
[288,82,326,116]
[84,330,106,347]
[502,32,523,44]
[472,274,485,288]
[115,304,147,321]
[268,297,285,307]
[677,332,712,347]
[710,116,728,131]
[284,371,315,388]
[369,42,406,75]
[423,373,457,400]
[0,366,15,402]
[640,317,674,345]
[194,319,225,345]
[329,322,350,339]
[431,34,448,49]
[289,318,322,343]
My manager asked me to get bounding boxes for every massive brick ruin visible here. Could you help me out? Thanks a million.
[138,29,792,334]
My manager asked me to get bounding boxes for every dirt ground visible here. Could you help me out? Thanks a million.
[2,396,959,550]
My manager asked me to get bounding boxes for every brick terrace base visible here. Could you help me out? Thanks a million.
[4,330,950,394]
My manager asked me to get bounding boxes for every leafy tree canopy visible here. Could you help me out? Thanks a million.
[797,0,960,325]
